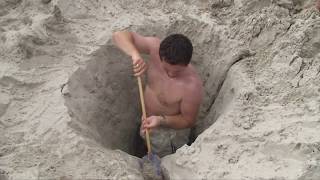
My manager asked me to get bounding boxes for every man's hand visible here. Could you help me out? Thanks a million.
[317,0,320,11]
[140,115,163,136]
[143,116,162,129]
[132,54,147,76]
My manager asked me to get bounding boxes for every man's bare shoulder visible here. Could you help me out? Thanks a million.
[182,71,203,102]
[148,37,161,53]
[148,37,161,63]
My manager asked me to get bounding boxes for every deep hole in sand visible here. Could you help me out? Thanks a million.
[64,45,145,157]
[63,43,213,158]
[61,16,233,158]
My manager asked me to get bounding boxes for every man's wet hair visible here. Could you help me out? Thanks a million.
[159,34,193,66]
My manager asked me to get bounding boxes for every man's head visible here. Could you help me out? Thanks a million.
[159,34,193,78]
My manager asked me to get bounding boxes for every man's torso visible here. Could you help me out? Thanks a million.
[144,44,200,116]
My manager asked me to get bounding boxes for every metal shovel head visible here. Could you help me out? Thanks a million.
[139,152,163,180]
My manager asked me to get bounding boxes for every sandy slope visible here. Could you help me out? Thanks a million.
[0,0,319,179]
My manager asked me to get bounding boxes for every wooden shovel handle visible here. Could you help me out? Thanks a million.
[137,77,152,154]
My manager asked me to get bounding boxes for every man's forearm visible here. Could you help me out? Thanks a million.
[112,31,140,58]
[161,114,193,129]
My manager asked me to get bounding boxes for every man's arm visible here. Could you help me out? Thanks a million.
[112,31,160,57]
[163,86,202,129]
[112,31,160,76]
[161,114,192,129]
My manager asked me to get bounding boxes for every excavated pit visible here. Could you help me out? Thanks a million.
[64,43,198,157]
[63,22,248,157]
[64,45,145,156]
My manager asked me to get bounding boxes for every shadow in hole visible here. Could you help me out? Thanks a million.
[132,123,148,158]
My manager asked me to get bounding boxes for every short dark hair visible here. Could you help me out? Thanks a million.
[159,34,193,66]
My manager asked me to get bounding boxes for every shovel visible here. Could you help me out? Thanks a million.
[137,76,163,180]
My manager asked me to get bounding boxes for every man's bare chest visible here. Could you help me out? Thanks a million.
[153,83,181,106]
[146,62,182,106]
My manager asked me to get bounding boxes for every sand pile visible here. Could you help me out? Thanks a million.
[0,0,319,179]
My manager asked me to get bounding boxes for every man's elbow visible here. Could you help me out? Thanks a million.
[112,31,130,42]
[112,31,122,43]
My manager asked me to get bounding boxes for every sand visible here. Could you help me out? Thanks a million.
[0,0,320,179]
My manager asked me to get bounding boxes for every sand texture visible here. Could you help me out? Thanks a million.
[0,0,320,179]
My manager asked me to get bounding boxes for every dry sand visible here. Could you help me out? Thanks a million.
[0,0,320,179]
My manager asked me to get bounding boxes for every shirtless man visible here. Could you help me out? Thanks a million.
[112,31,203,157]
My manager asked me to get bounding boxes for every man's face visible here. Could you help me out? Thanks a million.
[160,60,187,78]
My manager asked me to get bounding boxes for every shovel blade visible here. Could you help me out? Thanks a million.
[139,153,163,180]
